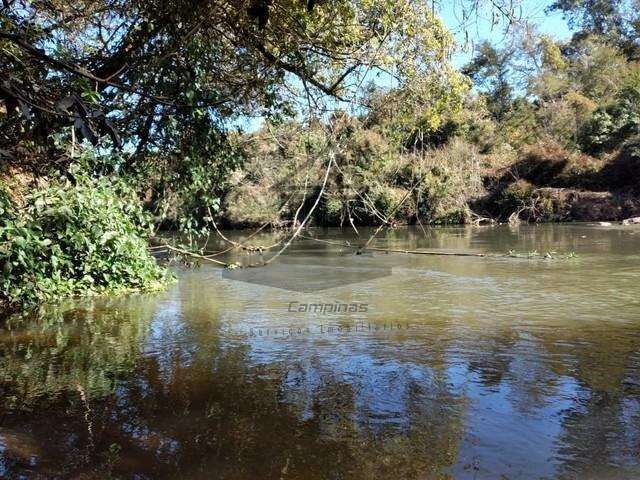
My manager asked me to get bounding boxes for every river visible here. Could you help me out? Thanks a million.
[1,224,639,479]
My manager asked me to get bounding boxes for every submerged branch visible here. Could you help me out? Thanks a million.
[158,242,232,267]
[299,234,489,257]
[299,235,577,260]
[203,189,299,258]
[362,182,421,250]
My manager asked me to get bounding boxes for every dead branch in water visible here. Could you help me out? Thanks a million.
[154,156,333,269]
[299,234,490,257]
[362,182,420,250]
[299,234,577,260]
[346,202,359,236]
[200,190,298,257]
[208,209,240,247]
[160,242,231,266]
[158,232,574,266]
[264,155,334,266]
[332,161,386,227]
[291,174,309,229]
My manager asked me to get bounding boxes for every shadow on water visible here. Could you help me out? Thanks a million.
[1,224,640,479]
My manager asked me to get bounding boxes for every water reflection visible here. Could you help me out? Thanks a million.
[1,224,640,479]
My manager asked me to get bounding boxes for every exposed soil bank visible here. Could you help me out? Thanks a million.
[530,188,640,222]
[470,142,640,224]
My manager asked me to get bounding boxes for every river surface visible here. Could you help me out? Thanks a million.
[1,224,640,479]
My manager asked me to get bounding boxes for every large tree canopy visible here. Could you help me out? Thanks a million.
[1,0,461,167]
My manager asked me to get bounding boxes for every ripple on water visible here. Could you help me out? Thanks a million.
[1,224,640,479]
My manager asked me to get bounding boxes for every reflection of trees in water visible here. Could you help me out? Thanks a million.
[534,326,640,478]
[0,281,468,479]
[100,349,466,479]
[0,343,468,478]
[466,328,520,388]
[0,295,160,477]
[0,296,158,411]
[458,322,640,477]
[555,386,640,479]
[2,270,640,478]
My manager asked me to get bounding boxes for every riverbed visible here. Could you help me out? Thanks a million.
[1,224,640,479]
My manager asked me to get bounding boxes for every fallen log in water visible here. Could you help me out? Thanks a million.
[299,234,490,257]
[298,235,578,260]
[154,233,576,269]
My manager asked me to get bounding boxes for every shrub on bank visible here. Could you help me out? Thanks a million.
[0,176,167,310]
[499,179,535,216]
[223,183,283,227]
[416,140,484,224]
[580,82,640,154]
[514,141,604,189]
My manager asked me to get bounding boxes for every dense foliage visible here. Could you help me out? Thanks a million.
[0,0,470,308]
[0,174,167,309]
[227,94,482,227]
[0,0,472,234]
[1,0,456,170]
[220,5,640,227]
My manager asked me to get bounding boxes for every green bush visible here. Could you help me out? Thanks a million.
[0,176,168,309]
[499,179,535,213]
[580,85,640,153]
[223,184,283,227]
[369,184,407,220]
[323,194,346,224]
[416,140,482,224]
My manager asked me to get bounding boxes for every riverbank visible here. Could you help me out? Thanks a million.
[2,146,638,313]
[217,140,640,228]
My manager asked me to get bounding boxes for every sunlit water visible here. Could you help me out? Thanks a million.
[1,224,640,479]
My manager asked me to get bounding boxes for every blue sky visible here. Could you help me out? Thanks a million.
[439,0,573,67]
[239,1,574,130]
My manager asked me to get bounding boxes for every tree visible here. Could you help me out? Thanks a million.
[548,0,640,59]
[0,0,457,170]
[462,41,516,121]
[549,0,626,35]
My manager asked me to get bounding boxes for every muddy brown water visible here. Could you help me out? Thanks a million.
[1,224,640,479]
